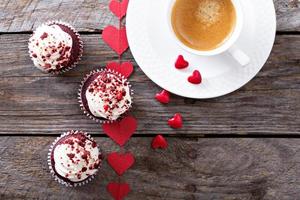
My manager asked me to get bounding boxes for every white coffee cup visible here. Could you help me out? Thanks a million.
[168,0,250,66]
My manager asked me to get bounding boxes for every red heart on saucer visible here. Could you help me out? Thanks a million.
[175,55,189,69]
[168,113,183,129]
[151,135,168,149]
[102,26,128,55]
[155,89,170,104]
[107,152,135,176]
[188,70,202,84]
[109,0,129,19]
[102,116,137,146]
[106,61,134,78]
[107,182,130,200]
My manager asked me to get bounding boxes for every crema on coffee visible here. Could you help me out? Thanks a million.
[171,0,236,51]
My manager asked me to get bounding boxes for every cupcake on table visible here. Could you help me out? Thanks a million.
[28,21,83,74]
[48,130,102,187]
[79,69,133,123]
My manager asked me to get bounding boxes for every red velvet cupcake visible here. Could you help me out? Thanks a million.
[48,130,102,187]
[79,68,133,123]
[28,21,83,74]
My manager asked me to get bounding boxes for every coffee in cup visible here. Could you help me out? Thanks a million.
[171,0,237,51]
[169,0,250,65]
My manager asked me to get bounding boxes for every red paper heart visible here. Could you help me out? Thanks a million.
[102,116,137,146]
[102,26,129,55]
[151,135,168,149]
[188,70,202,84]
[107,182,130,200]
[175,55,189,69]
[107,152,135,176]
[155,89,170,104]
[168,113,183,129]
[106,61,134,78]
[109,0,129,19]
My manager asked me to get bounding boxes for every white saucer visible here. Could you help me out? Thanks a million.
[126,0,276,99]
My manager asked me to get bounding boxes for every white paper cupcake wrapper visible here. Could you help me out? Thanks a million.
[28,21,83,75]
[47,130,102,187]
[78,68,134,124]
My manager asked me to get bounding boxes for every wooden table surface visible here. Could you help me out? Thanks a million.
[0,0,299,199]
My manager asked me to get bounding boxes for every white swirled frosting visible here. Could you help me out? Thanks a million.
[28,24,73,72]
[53,133,101,182]
[85,72,132,120]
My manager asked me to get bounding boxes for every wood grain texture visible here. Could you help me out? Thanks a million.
[276,0,300,32]
[0,0,117,33]
[0,137,299,200]
[0,0,299,199]
[0,0,299,32]
[0,34,299,135]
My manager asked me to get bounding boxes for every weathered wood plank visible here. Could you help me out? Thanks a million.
[0,0,299,32]
[276,0,300,32]
[0,34,299,135]
[0,0,117,33]
[0,137,299,199]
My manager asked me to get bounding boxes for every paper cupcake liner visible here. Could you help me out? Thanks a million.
[47,130,102,187]
[78,68,134,124]
[28,21,83,75]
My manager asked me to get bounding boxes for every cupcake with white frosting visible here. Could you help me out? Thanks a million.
[79,68,133,123]
[48,130,102,187]
[28,21,83,74]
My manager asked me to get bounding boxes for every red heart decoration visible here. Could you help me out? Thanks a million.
[109,0,129,19]
[151,135,168,149]
[168,113,183,129]
[107,152,135,176]
[107,182,130,200]
[102,116,137,146]
[188,70,202,84]
[175,55,189,69]
[155,89,170,104]
[102,25,129,55]
[106,61,134,78]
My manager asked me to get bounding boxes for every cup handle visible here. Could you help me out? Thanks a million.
[228,45,250,66]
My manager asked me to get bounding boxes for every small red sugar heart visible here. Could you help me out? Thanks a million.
[188,70,202,84]
[155,89,170,104]
[168,113,183,129]
[102,26,129,55]
[102,116,137,146]
[107,152,135,176]
[109,0,129,19]
[106,61,134,78]
[107,182,130,200]
[175,55,189,69]
[151,135,168,149]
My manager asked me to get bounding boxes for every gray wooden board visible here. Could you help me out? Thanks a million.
[0,0,300,199]
[0,137,300,200]
[0,34,299,135]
